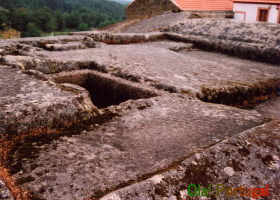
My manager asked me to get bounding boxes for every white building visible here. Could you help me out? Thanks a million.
[234,0,280,23]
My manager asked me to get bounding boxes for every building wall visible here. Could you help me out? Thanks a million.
[234,3,280,23]
[126,0,181,19]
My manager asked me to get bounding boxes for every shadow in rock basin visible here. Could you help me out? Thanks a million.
[52,70,158,108]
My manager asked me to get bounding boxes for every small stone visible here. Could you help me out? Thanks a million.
[224,167,235,176]
[195,153,201,160]
[191,161,197,165]
[179,190,187,199]
[150,175,164,184]
[272,155,279,161]
[245,140,251,146]
[100,193,121,200]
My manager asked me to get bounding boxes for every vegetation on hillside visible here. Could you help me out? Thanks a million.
[0,0,125,38]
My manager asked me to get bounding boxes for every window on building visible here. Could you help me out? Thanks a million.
[257,8,269,22]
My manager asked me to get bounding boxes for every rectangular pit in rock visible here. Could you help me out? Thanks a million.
[52,70,158,108]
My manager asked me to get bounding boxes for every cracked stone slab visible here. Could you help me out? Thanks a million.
[32,44,280,97]
[10,95,265,200]
[100,120,280,200]
[0,65,98,136]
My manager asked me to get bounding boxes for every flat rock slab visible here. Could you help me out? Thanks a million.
[107,17,280,64]
[36,44,280,95]
[100,120,280,200]
[11,95,265,199]
[129,40,193,52]
[255,96,280,120]
[0,66,98,136]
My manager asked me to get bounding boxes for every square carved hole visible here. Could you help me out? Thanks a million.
[52,70,157,108]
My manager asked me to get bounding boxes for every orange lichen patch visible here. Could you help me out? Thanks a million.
[0,167,30,200]
[0,111,117,199]
[1,130,50,162]
[0,124,75,166]
[0,124,73,199]
[0,108,119,199]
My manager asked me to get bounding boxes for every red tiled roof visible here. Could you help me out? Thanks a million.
[172,0,233,11]
[233,0,280,3]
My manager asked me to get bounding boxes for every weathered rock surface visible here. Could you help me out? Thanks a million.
[108,13,280,47]
[164,19,280,47]
[0,17,279,200]
[10,95,265,199]
[100,120,280,200]
[0,65,98,137]
[0,35,97,57]
[25,43,280,106]
[255,96,280,120]
[107,16,280,64]
[128,40,194,52]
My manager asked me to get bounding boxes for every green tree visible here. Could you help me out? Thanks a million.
[54,11,65,31]
[46,17,57,32]
[33,7,55,32]
[98,20,112,28]
[0,0,126,37]
[64,13,81,29]
[9,8,30,32]
[78,22,89,31]
[22,22,41,37]
[0,10,9,30]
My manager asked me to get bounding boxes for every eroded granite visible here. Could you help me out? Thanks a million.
[18,43,280,106]
[0,65,98,136]
[100,120,280,200]
[0,18,279,200]
[10,95,265,199]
